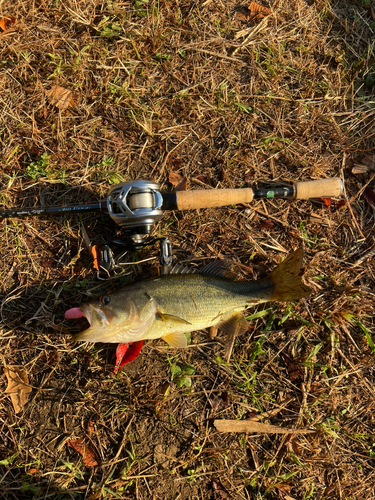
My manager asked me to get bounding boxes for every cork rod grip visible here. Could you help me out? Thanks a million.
[294,178,343,199]
[176,188,254,210]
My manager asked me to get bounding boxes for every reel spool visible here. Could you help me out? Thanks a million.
[107,180,163,233]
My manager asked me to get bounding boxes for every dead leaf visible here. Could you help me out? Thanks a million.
[368,5,375,21]
[248,2,271,21]
[46,86,75,111]
[87,420,96,438]
[352,164,372,174]
[169,171,187,191]
[275,483,292,494]
[363,187,375,209]
[352,155,375,174]
[286,435,301,456]
[281,354,304,383]
[244,171,254,182]
[0,16,16,32]
[336,199,346,209]
[234,11,249,21]
[4,366,32,414]
[67,438,100,467]
[259,218,274,230]
[212,478,230,499]
[175,177,187,191]
[42,258,55,269]
[169,171,184,185]
[214,419,315,434]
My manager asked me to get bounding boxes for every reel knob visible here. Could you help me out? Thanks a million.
[107,180,163,232]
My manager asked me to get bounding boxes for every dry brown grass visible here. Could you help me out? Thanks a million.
[1,0,375,498]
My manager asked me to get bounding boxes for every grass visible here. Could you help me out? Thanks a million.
[0,0,375,498]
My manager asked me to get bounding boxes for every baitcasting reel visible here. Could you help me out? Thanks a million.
[106,180,169,262]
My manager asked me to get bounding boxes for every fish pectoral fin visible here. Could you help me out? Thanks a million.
[162,332,188,348]
[218,312,249,337]
[156,310,191,325]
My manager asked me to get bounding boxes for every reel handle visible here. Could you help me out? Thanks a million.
[173,178,343,210]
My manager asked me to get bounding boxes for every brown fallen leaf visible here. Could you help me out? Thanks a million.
[0,16,16,32]
[234,10,249,21]
[259,218,274,230]
[4,366,32,414]
[214,419,315,434]
[363,187,375,209]
[281,353,304,383]
[275,483,292,495]
[352,164,372,174]
[286,435,301,456]
[67,438,100,467]
[352,154,375,174]
[336,199,347,209]
[368,5,375,21]
[169,171,187,191]
[212,478,230,499]
[248,2,271,21]
[46,85,75,111]
[87,419,96,438]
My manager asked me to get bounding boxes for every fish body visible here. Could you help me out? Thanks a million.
[68,249,311,347]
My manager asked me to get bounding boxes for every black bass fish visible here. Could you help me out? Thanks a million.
[65,249,311,347]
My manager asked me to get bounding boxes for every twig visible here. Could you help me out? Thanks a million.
[341,154,366,240]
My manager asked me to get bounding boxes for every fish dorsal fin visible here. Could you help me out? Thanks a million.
[156,310,192,325]
[168,260,237,280]
[201,260,237,280]
[162,332,188,348]
[218,312,249,337]
[168,264,198,275]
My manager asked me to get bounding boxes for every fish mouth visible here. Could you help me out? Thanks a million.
[65,304,92,325]
[65,304,112,327]
[65,303,114,342]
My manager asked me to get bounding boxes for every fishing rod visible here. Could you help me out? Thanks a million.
[0,178,343,269]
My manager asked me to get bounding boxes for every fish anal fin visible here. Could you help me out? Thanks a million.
[201,260,237,280]
[157,310,192,325]
[218,312,249,337]
[270,248,311,302]
[162,332,188,348]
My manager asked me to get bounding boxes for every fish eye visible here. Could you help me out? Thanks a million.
[101,295,111,305]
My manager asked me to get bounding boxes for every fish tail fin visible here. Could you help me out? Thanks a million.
[270,248,311,302]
